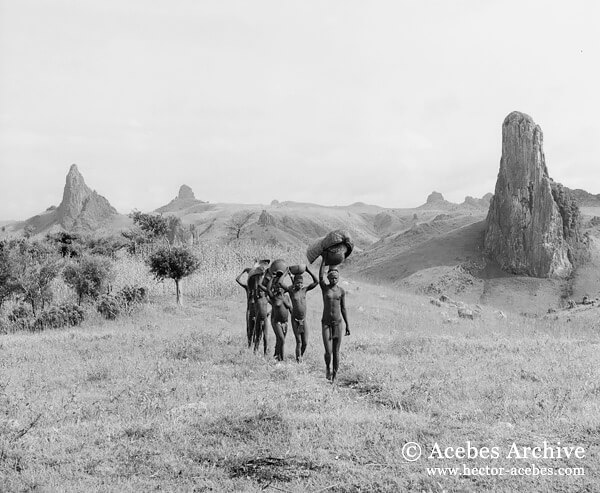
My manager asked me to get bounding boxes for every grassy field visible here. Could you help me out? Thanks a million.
[1,277,599,492]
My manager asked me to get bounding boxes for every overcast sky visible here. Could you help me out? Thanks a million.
[1,0,598,219]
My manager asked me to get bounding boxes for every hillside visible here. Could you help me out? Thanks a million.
[152,186,492,250]
[347,201,600,315]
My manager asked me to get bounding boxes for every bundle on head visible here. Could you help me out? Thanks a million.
[247,259,271,279]
[306,230,354,265]
[289,264,306,276]
[268,259,287,277]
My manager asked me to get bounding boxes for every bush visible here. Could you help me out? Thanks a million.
[62,303,85,326]
[118,285,147,307]
[8,303,34,330]
[97,294,121,320]
[33,303,85,331]
[96,285,147,320]
[63,255,114,305]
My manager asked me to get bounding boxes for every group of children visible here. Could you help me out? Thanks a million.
[236,256,350,382]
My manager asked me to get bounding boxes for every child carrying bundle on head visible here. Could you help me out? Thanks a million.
[278,264,318,363]
[262,266,292,362]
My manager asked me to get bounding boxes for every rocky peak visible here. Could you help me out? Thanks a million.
[462,193,493,209]
[155,184,206,213]
[418,191,453,210]
[56,164,116,230]
[426,191,445,204]
[57,164,92,224]
[177,184,195,200]
[258,209,276,226]
[484,111,581,278]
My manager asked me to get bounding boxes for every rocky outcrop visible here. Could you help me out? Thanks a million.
[462,193,493,209]
[56,164,117,230]
[418,191,453,210]
[20,164,117,234]
[177,184,195,200]
[484,111,581,278]
[567,188,600,207]
[155,184,206,213]
[258,209,276,227]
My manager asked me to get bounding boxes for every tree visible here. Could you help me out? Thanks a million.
[130,211,169,239]
[165,215,190,245]
[63,255,114,305]
[124,211,170,254]
[0,242,17,309]
[10,240,60,314]
[147,247,199,305]
[225,211,254,241]
[84,235,127,258]
[23,225,35,239]
[47,232,81,258]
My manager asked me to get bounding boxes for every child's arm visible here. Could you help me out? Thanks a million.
[235,268,250,288]
[279,269,291,292]
[319,256,328,289]
[341,288,350,336]
[305,266,319,291]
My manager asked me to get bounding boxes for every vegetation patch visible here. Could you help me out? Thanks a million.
[229,455,326,483]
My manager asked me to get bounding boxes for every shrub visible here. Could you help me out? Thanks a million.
[33,303,84,331]
[8,304,34,331]
[61,303,85,326]
[97,294,121,320]
[0,317,10,334]
[63,255,114,305]
[118,285,147,306]
[34,305,67,330]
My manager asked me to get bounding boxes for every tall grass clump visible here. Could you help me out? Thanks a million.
[113,240,306,299]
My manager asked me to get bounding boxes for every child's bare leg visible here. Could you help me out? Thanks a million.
[280,322,287,360]
[262,322,268,355]
[246,311,255,348]
[331,336,342,382]
[272,320,284,361]
[322,324,332,379]
[253,317,263,353]
[301,325,308,357]
[292,319,302,362]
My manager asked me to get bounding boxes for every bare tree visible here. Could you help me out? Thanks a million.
[225,211,254,241]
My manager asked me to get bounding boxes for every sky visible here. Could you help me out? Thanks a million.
[1,0,599,219]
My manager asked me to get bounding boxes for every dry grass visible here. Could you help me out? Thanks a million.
[113,240,306,299]
[1,275,599,491]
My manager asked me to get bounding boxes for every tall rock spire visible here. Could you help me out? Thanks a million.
[484,111,580,278]
[56,164,116,230]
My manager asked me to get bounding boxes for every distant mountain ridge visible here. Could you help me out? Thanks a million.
[567,188,600,207]
[417,191,492,211]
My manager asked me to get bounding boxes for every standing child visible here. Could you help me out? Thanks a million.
[262,272,292,361]
[318,257,350,382]
[281,266,318,362]
[253,279,270,355]
[235,267,256,348]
